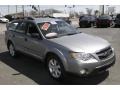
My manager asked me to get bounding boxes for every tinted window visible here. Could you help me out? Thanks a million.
[79,16,84,19]
[81,16,89,20]
[99,15,112,20]
[16,22,27,33]
[90,16,96,21]
[116,14,120,18]
[80,16,96,21]
[27,22,40,38]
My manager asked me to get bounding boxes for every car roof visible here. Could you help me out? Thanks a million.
[34,18,63,23]
[10,17,63,24]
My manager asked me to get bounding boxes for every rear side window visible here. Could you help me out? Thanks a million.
[116,14,120,18]
[16,22,27,33]
[26,22,41,38]
[8,22,19,31]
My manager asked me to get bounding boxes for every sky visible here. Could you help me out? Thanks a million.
[0,5,120,16]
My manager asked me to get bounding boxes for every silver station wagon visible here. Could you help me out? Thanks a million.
[5,17,115,80]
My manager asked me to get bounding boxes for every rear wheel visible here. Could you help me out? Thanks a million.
[96,24,101,28]
[46,55,66,80]
[8,43,17,57]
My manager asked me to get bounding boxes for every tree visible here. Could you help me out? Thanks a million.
[29,10,37,16]
[94,10,99,16]
[40,10,45,16]
[44,9,62,15]
[86,8,92,15]
[108,7,115,15]
[73,11,79,18]
[30,5,38,11]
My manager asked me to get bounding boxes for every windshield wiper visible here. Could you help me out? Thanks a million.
[58,32,82,37]
[66,32,82,35]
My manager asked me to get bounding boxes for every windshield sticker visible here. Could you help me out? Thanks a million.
[41,23,50,31]
[50,21,57,25]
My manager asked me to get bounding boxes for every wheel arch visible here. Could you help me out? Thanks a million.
[44,50,68,71]
[7,40,13,49]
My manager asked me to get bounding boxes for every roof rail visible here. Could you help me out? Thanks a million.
[15,17,34,20]
[22,17,35,20]
[43,15,55,18]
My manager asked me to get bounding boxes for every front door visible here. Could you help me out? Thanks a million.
[24,22,46,60]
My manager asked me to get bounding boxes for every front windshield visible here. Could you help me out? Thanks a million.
[37,21,79,38]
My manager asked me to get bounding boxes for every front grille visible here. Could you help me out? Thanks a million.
[93,60,115,73]
[96,47,113,60]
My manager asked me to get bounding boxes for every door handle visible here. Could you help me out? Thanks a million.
[12,34,15,37]
[24,38,28,42]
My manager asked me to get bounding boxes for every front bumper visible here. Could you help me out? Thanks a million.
[66,53,115,76]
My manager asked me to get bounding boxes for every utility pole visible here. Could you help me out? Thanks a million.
[38,5,40,17]
[101,5,104,15]
[64,5,67,13]
[99,5,104,15]
[8,5,10,14]
[102,5,104,15]
[15,5,18,18]
[22,5,25,17]
[16,5,17,14]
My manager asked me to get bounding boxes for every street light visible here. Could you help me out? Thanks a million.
[38,5,40,17]
[8,5,10,14]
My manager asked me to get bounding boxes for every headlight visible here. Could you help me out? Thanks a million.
[70,52,94,61]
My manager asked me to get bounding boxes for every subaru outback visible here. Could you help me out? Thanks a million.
[5,17,115,80]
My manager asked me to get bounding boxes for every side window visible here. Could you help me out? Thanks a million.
[8,22,19,31]
[27,23,40,38]
[16,22,27,33]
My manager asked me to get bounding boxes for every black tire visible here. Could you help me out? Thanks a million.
[96,25,100,28]
[46,55,66,81]
[8,43,17,57]
[80,24,85,28]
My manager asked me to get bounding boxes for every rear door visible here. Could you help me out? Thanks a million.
[13,21,28,52]
[5,21,19,45]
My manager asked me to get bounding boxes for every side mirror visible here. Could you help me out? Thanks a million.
[45,32,58,39]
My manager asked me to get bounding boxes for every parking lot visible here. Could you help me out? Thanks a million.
[0,23,120,85]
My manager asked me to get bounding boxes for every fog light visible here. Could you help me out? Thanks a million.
[80,69,86,75]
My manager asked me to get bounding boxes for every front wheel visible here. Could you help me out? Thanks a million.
[47,55,66,80]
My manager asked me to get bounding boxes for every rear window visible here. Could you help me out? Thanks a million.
[80,16,96,21]
[8,22,19,31]
[99,15,112,20]
[15,22,27,33]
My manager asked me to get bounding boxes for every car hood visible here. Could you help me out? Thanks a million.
[49,33,110,53]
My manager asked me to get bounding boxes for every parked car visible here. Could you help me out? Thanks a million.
[0,17,9,23]
[114,14,120,27]
[79,15,96,28]
[52,13,71,24]
[96,15,112,28]
[4,15,15,21]
[5,17,115,80]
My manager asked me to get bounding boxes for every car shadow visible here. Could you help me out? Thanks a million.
[0,51,109,85]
